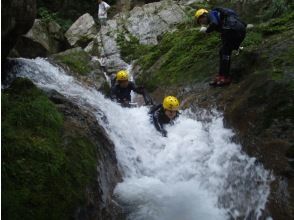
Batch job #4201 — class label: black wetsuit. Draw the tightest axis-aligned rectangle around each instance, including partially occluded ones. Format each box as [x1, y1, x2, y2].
[110, 81, 144, 103]
[206, 8, 246, 77]
[149, 104, 179, 137]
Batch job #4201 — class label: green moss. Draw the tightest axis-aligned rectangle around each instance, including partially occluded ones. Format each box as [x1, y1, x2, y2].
[242, 31, 263, 48]
[135, 26, 219, 91]
[256, 11, 294, 36]
[53, 48, 92, 75]
[116, 33, 154, 63]
[2, 78, 97, 220]
[133, 11, 294, 91]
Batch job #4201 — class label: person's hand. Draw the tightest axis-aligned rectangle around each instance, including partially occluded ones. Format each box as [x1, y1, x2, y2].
[161, 130, 167, 137]
[199, 26, 207, 33]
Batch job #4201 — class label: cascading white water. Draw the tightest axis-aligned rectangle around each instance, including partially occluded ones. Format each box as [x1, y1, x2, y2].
[9, 58, 273, 220]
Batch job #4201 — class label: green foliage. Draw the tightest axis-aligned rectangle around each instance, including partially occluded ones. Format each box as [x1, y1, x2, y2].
[2, 78, 97, 219]
[38, 7, 72, 32]
[263, 0, 290, 20]
[53, 49, 92, 75]
[257, 11, 294, 36]
[116, 33, 154, 63]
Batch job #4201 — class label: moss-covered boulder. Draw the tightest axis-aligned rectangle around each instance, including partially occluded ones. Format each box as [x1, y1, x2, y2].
[52, 47, 106, 90]
[2, 78, 123, 219]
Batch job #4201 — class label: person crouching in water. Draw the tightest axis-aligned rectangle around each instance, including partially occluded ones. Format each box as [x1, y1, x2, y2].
[149, 96, 180, 137]
[195, 8, 247, 86]
[110, 70, 145, 107]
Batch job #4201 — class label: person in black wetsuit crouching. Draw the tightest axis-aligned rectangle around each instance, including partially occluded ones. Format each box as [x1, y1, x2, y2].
[195, 8, 247, 86]
[110, 70, 146, 107]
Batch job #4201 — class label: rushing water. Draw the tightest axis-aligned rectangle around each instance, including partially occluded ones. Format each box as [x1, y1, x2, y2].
[7, 58, 273, 220]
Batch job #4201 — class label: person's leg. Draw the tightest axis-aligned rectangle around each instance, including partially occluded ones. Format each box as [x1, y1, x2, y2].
[100, 18, 107, 26]
[216, 31, 234, 86]
[219, 45, 232, 78]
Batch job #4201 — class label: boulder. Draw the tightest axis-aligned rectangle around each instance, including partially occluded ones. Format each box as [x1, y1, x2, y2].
[65, 13, 98, 48]
[1, 0, 36, 60]
[13, 19, 66, 58]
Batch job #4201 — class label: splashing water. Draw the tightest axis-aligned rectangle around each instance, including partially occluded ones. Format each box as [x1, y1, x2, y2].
[8, 58, 273, 220]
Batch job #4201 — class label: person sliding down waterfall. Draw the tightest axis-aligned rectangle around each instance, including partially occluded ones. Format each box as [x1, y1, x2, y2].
[110, 70, 152, 107]
[149, 96, 180, 137]
[195, 8, 247, 86]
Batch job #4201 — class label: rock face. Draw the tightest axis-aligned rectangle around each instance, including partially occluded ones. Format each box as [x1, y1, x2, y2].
[13, 19, 66, 58]
[85, 0, 188, 73]
[65, 13, 98, 48]
[1, 0, 36, 60]
[47, 90, 125, 220]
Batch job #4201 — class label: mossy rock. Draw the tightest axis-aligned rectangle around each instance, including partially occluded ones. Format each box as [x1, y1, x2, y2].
[134, 25, 220, 91]
[2, 78, 97, 219]
[52, 47, 97, 75]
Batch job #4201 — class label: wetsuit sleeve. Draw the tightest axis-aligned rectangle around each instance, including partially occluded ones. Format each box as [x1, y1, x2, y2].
[206, 11, 219, 33]
[110, 85, 117, 100]
[149, 104, 162, 114]
[152, 110, 167, 137]
[130, 82, 144, 94]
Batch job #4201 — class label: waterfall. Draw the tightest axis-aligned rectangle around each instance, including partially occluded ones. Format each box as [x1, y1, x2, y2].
[8, 57, 273, 220]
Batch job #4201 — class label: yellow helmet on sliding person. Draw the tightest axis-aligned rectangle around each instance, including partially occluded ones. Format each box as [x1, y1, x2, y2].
[163, 96, 180, 111]
[116, 70, 129, 81]
[195, 8, 208, 22]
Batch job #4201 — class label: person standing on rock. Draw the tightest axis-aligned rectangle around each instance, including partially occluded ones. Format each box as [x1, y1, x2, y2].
[195, 8, 247, 86]
[98, 0, 111, 26]
[98, 55, 107, 72]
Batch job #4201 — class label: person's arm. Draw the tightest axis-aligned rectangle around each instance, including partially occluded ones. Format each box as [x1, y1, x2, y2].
[129, 82, 144, 94]
[206, 11, 219, 33]
[149, 104, 161, 114]
[104, 2, 111, 10]
[152, 111, 167, 137]
[110, 85, 117, 100]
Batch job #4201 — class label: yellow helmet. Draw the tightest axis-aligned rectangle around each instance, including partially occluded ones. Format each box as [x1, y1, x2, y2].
[116, 70, 129, 81]
[195, 8, 208, 20]
[163, 96, 180, 111]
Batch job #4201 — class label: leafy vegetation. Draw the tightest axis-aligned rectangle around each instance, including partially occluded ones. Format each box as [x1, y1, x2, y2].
[2, 78, 97, 220]
[38, 7, 72, 32]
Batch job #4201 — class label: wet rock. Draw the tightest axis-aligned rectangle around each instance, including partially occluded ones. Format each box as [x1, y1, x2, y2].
[46, 90, 125, 220]
[2, 78, 125, 219]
